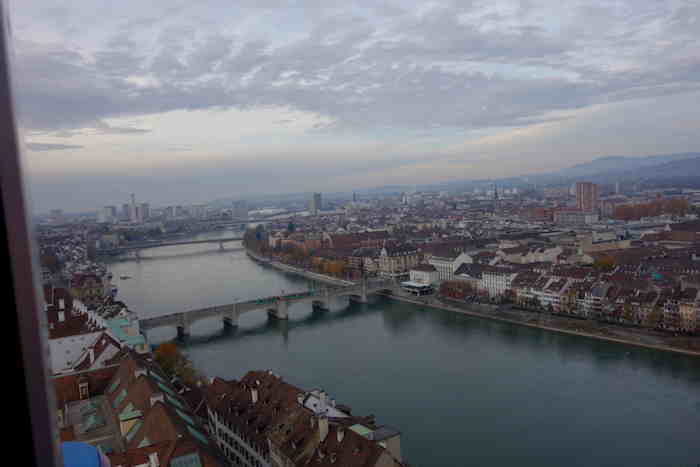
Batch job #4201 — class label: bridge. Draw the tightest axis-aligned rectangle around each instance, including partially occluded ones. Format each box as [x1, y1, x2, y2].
[97, 236, 243, 257]
[139, 279, 395, 339]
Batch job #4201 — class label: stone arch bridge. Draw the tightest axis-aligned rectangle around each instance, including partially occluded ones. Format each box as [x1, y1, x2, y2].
[139, 280, 395, 339]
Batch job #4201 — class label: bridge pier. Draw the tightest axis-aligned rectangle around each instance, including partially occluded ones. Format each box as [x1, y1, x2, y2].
[176, 314, 190, 339]
[349, 283, 369, 304]
[312, 299, 329, 312]
[223, 307, 239, 328]
[267, 300, 289, 320]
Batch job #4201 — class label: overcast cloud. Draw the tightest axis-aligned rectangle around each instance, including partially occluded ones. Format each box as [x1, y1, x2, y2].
[9, 0, 700, 211]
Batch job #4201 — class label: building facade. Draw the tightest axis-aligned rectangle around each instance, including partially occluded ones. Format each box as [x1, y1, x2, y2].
[576, 182, 599, 212]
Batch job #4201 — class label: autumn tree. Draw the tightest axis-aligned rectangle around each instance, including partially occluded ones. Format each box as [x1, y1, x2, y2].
[594, 255, 616, 272]
[644, 306, 663, 329]
[154, 341, 201, 386]
[622, 302, 636, 323]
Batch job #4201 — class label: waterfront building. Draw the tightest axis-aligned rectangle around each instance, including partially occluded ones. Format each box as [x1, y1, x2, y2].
[678, 289, 700, 332]
[427, 249, 460, 282]
[378, 242, 421, 280]
[46, 286, 148, 373]
[54, 350, 224, 465]
[409, 264, 438, 285]
[205, 370, 403, 467]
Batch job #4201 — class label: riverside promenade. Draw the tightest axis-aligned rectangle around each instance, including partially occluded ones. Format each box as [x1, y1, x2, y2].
[246, 248, 700, 357]
[246, 249, 355, 287]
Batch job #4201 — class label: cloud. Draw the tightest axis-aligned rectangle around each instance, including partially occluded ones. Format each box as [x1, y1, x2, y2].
[12, 0, 700, 137]
[93, 121, 150, 135]
[26, 142, 85, 151]
[11, 0, 700, 212]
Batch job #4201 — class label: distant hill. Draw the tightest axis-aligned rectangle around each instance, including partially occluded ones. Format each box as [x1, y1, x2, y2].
[555, 152, 700, 179]
[624, 156, 700, 180]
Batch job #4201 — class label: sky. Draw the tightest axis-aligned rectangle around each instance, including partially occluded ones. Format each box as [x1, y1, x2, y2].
[9, 0, 700, 212]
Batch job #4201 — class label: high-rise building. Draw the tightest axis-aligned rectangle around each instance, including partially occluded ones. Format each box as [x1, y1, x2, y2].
[121, 203, 130, 221]
[140, 203, 150, 221]
[128, 193, 139, 222]
[310, 192, 322, 215]
[576, 181, 599, 212]
[99, 206, 117, 223]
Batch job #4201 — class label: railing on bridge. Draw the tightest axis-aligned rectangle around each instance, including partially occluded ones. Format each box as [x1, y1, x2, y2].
[139, 279, 398, 333]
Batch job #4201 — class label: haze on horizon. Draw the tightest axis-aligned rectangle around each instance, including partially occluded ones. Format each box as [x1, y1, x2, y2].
[10, 0, 700, 212]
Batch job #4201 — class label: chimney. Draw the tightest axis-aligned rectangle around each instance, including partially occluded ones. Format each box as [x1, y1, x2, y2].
[150, 392, 164, 407]
[58, 311, 65, 322]
[319, 390, 328, 415]
[251, 388, 258, 404]
[318, 416, 329, 443]
[337, 426, 345, 443]
[59, 298, 65, 310]
[148, 452, 159, 467]
[89, 347, 95, 365]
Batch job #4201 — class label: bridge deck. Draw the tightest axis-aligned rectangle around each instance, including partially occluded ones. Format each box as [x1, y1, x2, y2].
[139, 282, 394, 329]
[98, 236, 243, 254]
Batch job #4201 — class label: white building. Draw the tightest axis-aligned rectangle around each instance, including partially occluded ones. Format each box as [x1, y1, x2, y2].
[409, 264, 438, 285]
[480, 268, 518, 298]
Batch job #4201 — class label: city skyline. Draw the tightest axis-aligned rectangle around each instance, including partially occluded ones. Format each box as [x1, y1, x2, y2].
[12, 0, 700, 211]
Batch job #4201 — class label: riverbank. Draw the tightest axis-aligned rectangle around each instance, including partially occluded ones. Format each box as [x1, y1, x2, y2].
[385, 291, 700, 357]
[246, 249, 354, 287]
[246, 247, 700, 357]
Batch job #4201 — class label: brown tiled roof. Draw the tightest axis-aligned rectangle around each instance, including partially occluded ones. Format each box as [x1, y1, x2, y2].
[127, 402, 223, 466]
[59, 426, 76, 442]
[304, 424, 389, 467]
[511, 271, 541, 288]
[411, 264, 437, 272]
[205, 371, 304, 454]
[107, 440, 174, 467]
[382, 242, 418, 256]
[550, 266, 591, 280]
[53, 365, 120, 406]
[668, 220, 700, 232]
[73, 331, 122, 371]
[205, 371, 400, 467]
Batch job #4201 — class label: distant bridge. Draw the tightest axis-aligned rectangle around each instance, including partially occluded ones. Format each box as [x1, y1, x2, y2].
[139, 279, 395, 339]
[98, 236, 243, 257]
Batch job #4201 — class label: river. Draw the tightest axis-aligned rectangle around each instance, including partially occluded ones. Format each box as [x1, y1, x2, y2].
[106, 231, 700, 467]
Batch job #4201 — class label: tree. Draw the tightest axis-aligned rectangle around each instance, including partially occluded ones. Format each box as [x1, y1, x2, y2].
[594, 255, 616, 272]
[154, 341, 201, 386]
[503, 289, 516, 304]
[154, 342, 179, 375]
[644, 306, 663, 329]
[622, 302, 636, 323]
